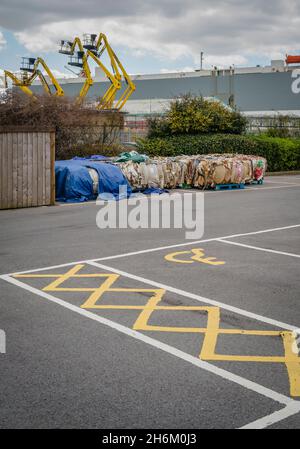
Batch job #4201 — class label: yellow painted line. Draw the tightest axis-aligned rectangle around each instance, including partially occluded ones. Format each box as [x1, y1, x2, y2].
[11, 263, 300, 397]
[199, 309, 220, 360]
[83, 304, 164, 309]
[44, 288, 96, 292]
[219, 329, 280, 336]
[109, 288, 161, 292]
[42, 264, 84, 291]
[132, 291, 167, 331]
[202, 354, 286, 363]
[3, 272, 300, 428]
[79, 274, 120, 309]
[282, 331, 300, 397]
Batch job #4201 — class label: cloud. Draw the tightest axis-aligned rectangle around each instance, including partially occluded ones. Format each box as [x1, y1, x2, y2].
[0, 1, 191, 30]
[0, 69, 6, 90]
[160, 55, 249, 73]
[46, 68, 75, 79]
[202, 55, 248, 69]
[160, 67, 196, 74]
[0, 31, 6, 50]
[1, 1, 300, 67]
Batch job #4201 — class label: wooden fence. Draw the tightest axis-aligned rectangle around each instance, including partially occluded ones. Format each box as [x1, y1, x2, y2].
[0, 129, 55, 210]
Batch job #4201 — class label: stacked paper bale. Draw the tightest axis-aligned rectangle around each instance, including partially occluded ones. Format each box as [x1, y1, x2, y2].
[116, 154, 266, 190]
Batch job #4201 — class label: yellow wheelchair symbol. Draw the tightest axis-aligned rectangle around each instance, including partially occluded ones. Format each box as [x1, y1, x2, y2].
[165, 248, 225, 266]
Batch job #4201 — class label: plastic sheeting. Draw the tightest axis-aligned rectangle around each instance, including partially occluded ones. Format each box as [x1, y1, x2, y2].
[55, 159, 131, 202]
[115, 151, 149, 163]
[116, 154, 267, 190]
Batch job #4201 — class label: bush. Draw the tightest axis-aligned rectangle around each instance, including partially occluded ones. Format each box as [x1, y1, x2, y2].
[147, 94, 247, 137]
[137, 134, 300, 172]
[264, 115, 300, 138]
[265, 127, 291, 138]
[252, 135, 300, 171]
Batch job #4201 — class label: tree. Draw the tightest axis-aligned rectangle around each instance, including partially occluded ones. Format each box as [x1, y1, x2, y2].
[147, 94, 247, 137]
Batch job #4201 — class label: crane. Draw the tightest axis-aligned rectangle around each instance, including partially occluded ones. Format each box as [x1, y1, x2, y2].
[4, 57, 64, 97]
[59, 36, 121, 108]
[82, 33, 136, 110]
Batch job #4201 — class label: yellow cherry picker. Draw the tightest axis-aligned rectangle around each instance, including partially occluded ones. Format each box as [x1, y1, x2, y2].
[4, 57, 64, 97]
[82, 33, 136, 110]
[59, 35, 121, 108]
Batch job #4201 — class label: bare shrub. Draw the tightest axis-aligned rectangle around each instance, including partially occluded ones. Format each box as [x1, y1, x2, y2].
[0, 91, 124, 159]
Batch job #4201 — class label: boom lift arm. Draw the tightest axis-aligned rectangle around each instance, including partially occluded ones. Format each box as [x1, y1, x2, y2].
[59, 36, 121, 106]
[4, 70, 34, 96]
[83, 33, 136, 110]
[4, 57, 64, 97]
[59, 37, 93, 100]
[35, 58, 64, 96]
[85, 50, 121, 109]
[109, 48, 136, 111]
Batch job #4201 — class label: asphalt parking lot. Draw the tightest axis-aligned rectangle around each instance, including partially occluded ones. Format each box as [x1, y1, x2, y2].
[0, 175, 300, 429]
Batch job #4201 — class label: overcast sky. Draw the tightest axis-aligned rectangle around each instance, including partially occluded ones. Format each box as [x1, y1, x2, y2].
[0, 0, 300, 77]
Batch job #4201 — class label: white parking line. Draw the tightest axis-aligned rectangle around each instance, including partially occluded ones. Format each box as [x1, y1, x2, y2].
[92, 223, 300, 263]
[240, 403, 300, 429]
[243, 184, 300, 191]
[205, 184, 300, 194]
[217, 239, 300, 258]
[264, 180, 300, 185]
[1, 272, 300, 429]
[5, 223, 299, 276]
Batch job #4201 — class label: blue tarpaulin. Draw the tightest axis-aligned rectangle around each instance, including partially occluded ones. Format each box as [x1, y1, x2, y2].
[55, 158, 132, 202]
[71, 155, 109, 161]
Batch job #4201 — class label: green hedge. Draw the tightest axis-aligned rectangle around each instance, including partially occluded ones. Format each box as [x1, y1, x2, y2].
[137, 134, 300, 172]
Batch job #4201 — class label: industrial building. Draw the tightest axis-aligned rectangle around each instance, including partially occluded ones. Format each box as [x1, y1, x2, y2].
[30, 58, 300, 116]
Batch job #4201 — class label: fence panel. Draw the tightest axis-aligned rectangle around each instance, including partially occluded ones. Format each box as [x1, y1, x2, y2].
[0, 129, 55, 210]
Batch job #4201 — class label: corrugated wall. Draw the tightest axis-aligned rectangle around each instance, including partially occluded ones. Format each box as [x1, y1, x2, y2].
[29, 70, 300, 112]
[0, 130, 55, 209]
